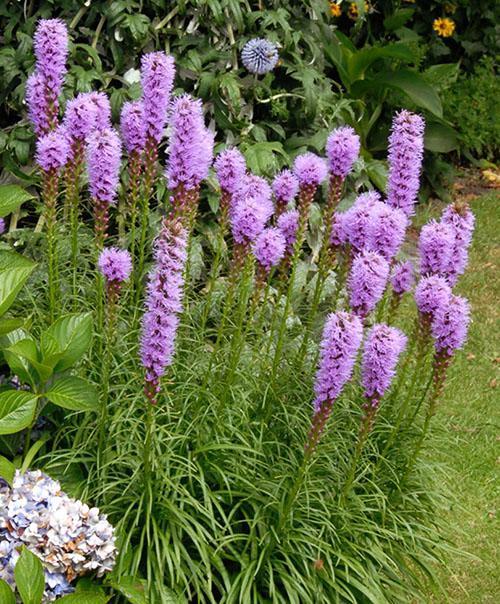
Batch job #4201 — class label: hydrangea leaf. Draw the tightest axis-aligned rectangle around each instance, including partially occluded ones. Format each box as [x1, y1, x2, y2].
[40, 313, 93, 372]
[45, 376, 99, 412]
[14, 547, 45, 604]
[0, 455, 16, 485]
[0, 251, 36, 318]
[0, 184, 34, 218]
[0, 579, 15, 604]
[0, 391, 38, 435]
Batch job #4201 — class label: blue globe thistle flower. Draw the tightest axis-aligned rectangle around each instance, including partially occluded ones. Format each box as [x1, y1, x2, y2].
[241, 38, 279, 75]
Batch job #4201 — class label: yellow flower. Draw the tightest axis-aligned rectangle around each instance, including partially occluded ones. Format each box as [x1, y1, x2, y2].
[348, 2, 370, 20]
[330, 2, 342, 17]
[433, 17, 456, 37]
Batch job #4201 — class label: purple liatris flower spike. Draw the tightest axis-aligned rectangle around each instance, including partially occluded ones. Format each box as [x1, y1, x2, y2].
[293, 152, 328, 189]
[329, 212, 348, 247]
[98, 248, 132, 283]
[386, 110, 425, 217]
[141, 51, 175, 144]
[35, 127, 70, 172]
[366, 202, 408, 261]
[325, 126, 361, 178]
[25, 72, 50, 137]
[431, 293, 470, 356]
[361, 324, 407, 400]
[342, 191, 381, 251]
[313, 311, 363, 413]
[0, 218, 5, 235]
[86, 128, 122, 205]
[277, 209, 299, 251]
[214, 148, 247, 195]
[272, 169, 299, 212]
[166, 94, 214, 192]
[252, 227, 286, 272]
[64, 93, 101, 142]
[140, 219, 187, 403]
[120, 100, 145, 154]
[348, 250, 390, 317]
[414, 275, 451, 317]
[241, 38, 279, 74]
[33, 18, 68, 93]
[88, 92, 112, 130]
[418, 219, 455, 277]
[390, 260, 415, 296]
[231, 194, 273, 245]
[441, 202, 475, 285]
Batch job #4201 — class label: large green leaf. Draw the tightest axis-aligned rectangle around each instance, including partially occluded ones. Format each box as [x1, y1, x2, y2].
[383, 8, 415, 32]
[0, 317, 23, 335]
[0, 251, 36, 317]
[45, 376, 99, 412]
[347, 44, 414, 82]
[41, 313, 93, 372]
[14, 547, 45, 604]
[0, 390, 38, 435]
[424, 122, 459, 153]
[0, 455, 15, 485]
[0, 579, 15, 604]
[57, 594, 109, 604]
[0, 184, 34, 218]
[109, 577, 149, 604]
[5, 338, 53, 383]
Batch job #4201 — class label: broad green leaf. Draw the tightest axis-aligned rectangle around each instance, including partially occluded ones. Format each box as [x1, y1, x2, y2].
[6, 338, 52, 383]
[0, 251, 36, 317]
[14, 547, 45, 604]
[0, 184, 34, 218]
[41, 313, 93, 372]
[0, 390, 37, 435]
[45, 376, 99, 412]
[348, 44, 414, 82]
[109, 576, 149, 604]
[424, 123, 459, 153]
[383, 8, 415, 32]
[365, 160, 388, 191]
[0, 454, 15, 485]
[0, 317, 23, 335]
[57, 594, 110, 604]
[0, 579, 15, 604]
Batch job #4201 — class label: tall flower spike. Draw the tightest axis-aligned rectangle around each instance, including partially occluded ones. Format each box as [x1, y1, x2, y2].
[414, 275, 451, 318]
[241, 38, 279, 74]
[140, 219, 188, 403]
[33, 18, 68, 93]
[25, 72, 50, 137]
[36, 128, 70, 173]
[277, 209, 299, 252]
[441, 202, 475, 285]
[252, 227, 286, 272]
[390, 260, 415, 296]
[88, 92, 112, 130]
[431, 293, 470, 357]
[64, 93, 101, 142]
[98, 248, 132, 284]
[140, 51, 175, 145]
[120, 100, 146, 155]
[341, 191, 381, 252]
[361, 324, 407, 401]
[418, 219, 455, 277]
[326, 126, 360, 178]
[293, 152, 328, 189]
[386, 110, 425, 217]
[272, 169, 299, 214]
[214, 148, 247, 195]
[366, 202, 408, 261]
[348, 250, 390, 317]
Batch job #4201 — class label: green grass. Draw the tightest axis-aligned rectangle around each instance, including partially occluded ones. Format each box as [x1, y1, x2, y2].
[428, 192, 499, 602]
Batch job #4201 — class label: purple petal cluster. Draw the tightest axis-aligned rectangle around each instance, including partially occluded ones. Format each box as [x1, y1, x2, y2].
[140, 220, 187, 398]
[120, 100, 145, 155]
[348, 250, 390, 317]
[231, 196, 273, 245]
[26, 72, 50, 137]
[64, 93, 99, 141]
[214, 148, 247, 194]
[361, 324, 407, 399]
[325, 126, 361, 178]
[272, 169, 299, 206]
[441, 203, 475, 285]
[313, 311, 363, 413]
[414, 275, 451, 317]
[33, 18, 68, 93]
[86, 128, 122, 204]
[166, 95, 214, 190]
[431, 294, 470, 356]
[88, 92, 112, 130]
[252, 227, 286, 271]
[277, 209, 299, 251]
[98, 248, 132, 283]
[418, 220, 454, 277]
[366, 202, 408, 260]
[0, 218, 5, 235]
[341, 191, 380, 251]
[140, 52, 175, 144]
[293, 153, 328, 188]
[390, 260, 415, 296]
[36, 128, 70, 172]
[241, 38, 279, 74]
[386, 110, 425, 216]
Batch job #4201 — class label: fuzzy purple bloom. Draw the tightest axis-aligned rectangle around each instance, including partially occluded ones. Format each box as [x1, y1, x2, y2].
[390, 260, 415, 296]
[277, 209, 299, 251]
[441, 204, 475, 285]
[214, 148, 247, 194]
[33, 18, 68, 93]
[431, 294, 470, 356]
[0, 218, 5, 235]
[25, 72, 50, 137]
[325, 126, 361, 178]
[252, 227, 286, 271]
[63, 91, 111, 144]
[120, 100, 145, 155]
[293, 153, 328, 188]
[241, 38, 279, 74]
[272, 169, 300, 205]
[88, 92, 111, 130]
[361, 324, 407, 399]
[141, 52, 175, 144]
[418, 219, 455, 277]
[98, 248, 132, 283]
[86, 128, 122, 204]
[36, 128, 70, 172]
[386, 110, 425, 217]
[414, 275, 451, 317]
[329, 212, 348, 247]
[342, 191, 381, 251]
[348, 250, 390, 317]
[166, 95, 213, 190]
[366, 202, 408, 261]
[231, 194, 273, 244]
[313, 311, 364, 413]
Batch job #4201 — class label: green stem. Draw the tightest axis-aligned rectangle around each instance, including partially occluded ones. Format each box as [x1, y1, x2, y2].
[43, 169, 59, 323]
